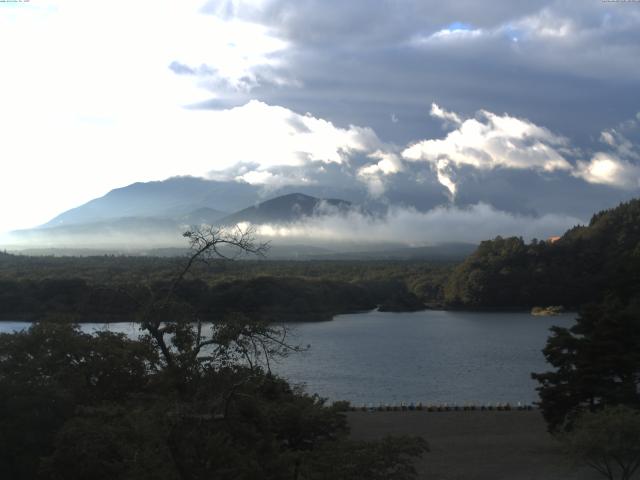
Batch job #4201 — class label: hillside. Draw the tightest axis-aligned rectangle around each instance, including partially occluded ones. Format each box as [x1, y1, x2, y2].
[42, 177, 260, 227]
[444, 199, 640, 308]
[219, 193, 352, 226]
[38, 176, 370, 230]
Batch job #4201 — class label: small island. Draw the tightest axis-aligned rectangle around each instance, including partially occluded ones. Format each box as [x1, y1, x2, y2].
[531, 305, 564, 316]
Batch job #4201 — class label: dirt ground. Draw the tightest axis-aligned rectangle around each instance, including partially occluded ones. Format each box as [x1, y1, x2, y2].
[347, 410, 602, 480]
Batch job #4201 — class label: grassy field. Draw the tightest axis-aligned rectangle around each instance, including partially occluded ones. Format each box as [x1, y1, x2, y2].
[347, 410, 602, 480]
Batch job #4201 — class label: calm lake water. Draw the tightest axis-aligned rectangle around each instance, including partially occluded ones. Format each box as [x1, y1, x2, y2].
[0, 310, 576, 405]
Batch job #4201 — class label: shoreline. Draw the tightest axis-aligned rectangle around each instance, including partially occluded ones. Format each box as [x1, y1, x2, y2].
[0, 307, 578, 323]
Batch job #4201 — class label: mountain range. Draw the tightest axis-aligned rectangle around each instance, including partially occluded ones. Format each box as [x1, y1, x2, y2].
[41, 176, 372, 228]
[218, 193, 352, 226]
[4, 176, 474, 259]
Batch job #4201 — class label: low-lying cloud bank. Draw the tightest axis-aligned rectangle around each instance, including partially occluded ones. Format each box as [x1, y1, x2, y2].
[254, 203, 584, 246]
[1, 203, 585, 252]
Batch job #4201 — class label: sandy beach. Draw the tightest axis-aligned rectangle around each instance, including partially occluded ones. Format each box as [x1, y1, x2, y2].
[347, 410, 602, 480]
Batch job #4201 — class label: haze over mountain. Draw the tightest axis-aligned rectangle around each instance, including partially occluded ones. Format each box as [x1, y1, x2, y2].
[1, 174, 595, 256]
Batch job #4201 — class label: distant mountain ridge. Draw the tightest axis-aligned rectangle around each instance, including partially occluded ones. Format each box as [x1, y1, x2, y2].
[41, 176, 372, 229]
[42, 177, 260, 228]
[37, 192, 353, 234]
[219, 193, 352, 226]
[8, 182, 361, 250]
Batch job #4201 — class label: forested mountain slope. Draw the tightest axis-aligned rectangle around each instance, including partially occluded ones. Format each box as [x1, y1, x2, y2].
[444, 199, 640, 309]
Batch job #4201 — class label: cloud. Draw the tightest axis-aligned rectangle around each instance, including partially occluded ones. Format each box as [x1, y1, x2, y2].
[414, 26, 484, 44]
[600, 130, 616, 147]
[402, 105, 572, 195]
[253, 203, 583, 245]
[236, 169, 297, 187]
[189, 0, 640, 152]
[212, 103, 639, 211]
[575, 113, 640, 188]
[204, 100, 385, 178]
[429, 103, 462, 127]
[404, 104, 640, 193]
[2, 202, 584, 250]
[205, 0, 549, 45]
[574, 153, 640, 189]
[598, 119, 640, 162]
[169, 61, 215, 76]
[356, 151, 404, 197]
[0, 0, 291, 232]
[213, 163, 316, 190]
[513, 8, 574, 39]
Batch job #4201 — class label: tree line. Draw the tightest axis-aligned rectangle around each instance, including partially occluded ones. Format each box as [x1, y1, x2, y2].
[444, 199, 640, 309]
[0, 253, 452, 320]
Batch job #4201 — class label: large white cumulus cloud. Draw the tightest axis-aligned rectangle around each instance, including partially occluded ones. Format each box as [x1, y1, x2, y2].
[573, 115, 640, 189]
[402, 104, 572, 196]
[403, 104, 640, 195]
[210, 103, 640, 202]
[206, 100, 384, 186]
[574, 154, 640, 189]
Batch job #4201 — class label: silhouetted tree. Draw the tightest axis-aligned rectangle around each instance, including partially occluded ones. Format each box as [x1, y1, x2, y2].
[533, 296, 640, 431]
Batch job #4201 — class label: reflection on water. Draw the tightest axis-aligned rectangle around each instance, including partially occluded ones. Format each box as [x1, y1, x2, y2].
[0, 309, 576, 405]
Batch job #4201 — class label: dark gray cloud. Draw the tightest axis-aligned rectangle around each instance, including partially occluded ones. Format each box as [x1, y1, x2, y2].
[453, 168, 637, 219]
[203, 0, 549, 45]
[191, 0, 640, 148]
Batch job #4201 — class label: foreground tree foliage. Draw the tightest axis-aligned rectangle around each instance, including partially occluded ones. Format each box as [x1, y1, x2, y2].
[0, 226, 427, 480]
[532, 296, 640, 432]
[561, 406, 640, 480]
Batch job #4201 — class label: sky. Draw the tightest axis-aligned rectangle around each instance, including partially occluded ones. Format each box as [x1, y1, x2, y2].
[1, 0, 639, 240]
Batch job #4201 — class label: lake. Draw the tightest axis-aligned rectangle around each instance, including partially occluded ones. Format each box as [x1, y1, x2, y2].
[0, 309, 576, 406]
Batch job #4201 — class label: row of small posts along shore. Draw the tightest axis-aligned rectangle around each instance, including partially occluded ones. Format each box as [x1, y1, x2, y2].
[346, 402, 536, 412]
